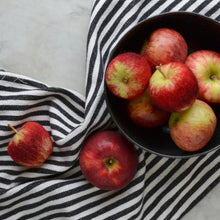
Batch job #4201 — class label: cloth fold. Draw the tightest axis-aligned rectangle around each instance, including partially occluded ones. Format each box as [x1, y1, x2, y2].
[0, 0, 219, 219]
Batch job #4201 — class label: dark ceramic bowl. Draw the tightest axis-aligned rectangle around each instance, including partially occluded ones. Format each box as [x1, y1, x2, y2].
[104, 12, 220, 158]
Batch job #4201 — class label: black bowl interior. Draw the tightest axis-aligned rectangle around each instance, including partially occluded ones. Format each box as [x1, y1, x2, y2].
[105, 12, 220, 158]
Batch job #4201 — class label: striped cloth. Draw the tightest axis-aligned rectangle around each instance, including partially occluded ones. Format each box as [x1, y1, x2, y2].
[0, 0, 219, 219]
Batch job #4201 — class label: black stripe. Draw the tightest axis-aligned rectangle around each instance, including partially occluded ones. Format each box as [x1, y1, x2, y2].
[0, 85, 29, 92]
[0, 111, 72, 132]
[138, 0, 168, 22]
[0, 176, 82, 204]
[129, 158, 177, 219]
[101, 0, 154, 65]
[31, 152, 150, 219]
[86, 0, 146, 101]
[83, 152, 151, 219]
[0, 75, 48, 89]
[47, 87, 85, 107]
[3, 94, 84, 119]
[178, 176, 220, 220]
[0, 100, 83, 124]
[149, 152, 218, 219]
[179, 0, 195, 11]
[166, 153, 219, 219]
[91, 0, 101, 14]
[86, 0, 113, 52]
[105, 196, 143, 220]
[59, 93, 108, 148]
[0, 180, 46, 203]
[141, 160, 189, 219]
[193, 0, 213, 13]
[0, 181, 93, 219]
[0, 168, 58, 176]
[205, 1, 220, 17]
[86, 0, 127, 98]
[14, 184, 102, 220]
[216, 14, 220, 21]
[1, 90, 84, 109]
[56, 157, 164, 219]
[161, 0, 183, 13]
[85, 0, 148, 116]
[1, 121, 68, 141]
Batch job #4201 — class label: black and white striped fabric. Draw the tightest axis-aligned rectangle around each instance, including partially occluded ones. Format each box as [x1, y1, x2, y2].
[0, 0, 219, 219]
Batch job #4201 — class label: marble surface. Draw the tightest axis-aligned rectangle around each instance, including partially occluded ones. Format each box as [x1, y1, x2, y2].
[0, 0, 219, 219]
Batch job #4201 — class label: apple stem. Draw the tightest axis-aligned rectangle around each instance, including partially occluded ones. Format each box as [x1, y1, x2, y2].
[210, 74, 220, 81]
[8, 124, 18, 133]
[108, 159, 113, 164]
[156, 64, 167, 78]
[122, 77, 129, 84]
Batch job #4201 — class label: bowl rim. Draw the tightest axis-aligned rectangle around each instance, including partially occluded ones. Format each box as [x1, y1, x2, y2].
[104, 11, 220, 159]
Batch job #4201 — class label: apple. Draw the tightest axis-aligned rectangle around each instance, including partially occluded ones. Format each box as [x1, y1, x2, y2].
[169, 99, 217, 152]
[8, 122, 53, 167]
[148, 62, 199, 112]
[185, 50, 220, 104]
[141, 28, 188, 69]
[105, 52, 151, 99]
[127, 89, 170, 127]
[79, 130, 138, 190]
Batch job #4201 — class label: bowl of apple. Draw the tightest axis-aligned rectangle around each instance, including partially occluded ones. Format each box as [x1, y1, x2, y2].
[104, 12, 220, 158]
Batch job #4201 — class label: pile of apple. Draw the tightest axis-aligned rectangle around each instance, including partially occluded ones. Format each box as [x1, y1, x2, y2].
[6, 28, 220, 192]
[106, 27, 220, 152]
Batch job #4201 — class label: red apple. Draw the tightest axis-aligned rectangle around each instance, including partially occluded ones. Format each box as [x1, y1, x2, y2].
[141, 28, 188, 69]
[79, 130, 138, 190]
[149, 62, 199, 112]
[185, 50, 220, 104]
[8, 122, 53, 167]
[105, 52, 151, 99]
[169, 99, 217, 152]
[127, 89, 170, 127]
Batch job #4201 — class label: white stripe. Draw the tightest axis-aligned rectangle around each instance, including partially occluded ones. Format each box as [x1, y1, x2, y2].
[0, 179, 95, 215]
[85, 0, 120, 86]
[212, 7, 220, 20]
[185, 0, 206, 12]
[171, 170, 219, 220]
[143, 152, 215, 219]
[85, 1, 131, 104]
[168, 0, 192, 11]
[75, 157, 169, 219]
[199, 1, 219, 15]
[161, 153, 219, 219]
[146, 0, 179, 18]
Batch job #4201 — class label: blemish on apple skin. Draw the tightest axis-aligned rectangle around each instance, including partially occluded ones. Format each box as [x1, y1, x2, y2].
[173, 117, 179, 125]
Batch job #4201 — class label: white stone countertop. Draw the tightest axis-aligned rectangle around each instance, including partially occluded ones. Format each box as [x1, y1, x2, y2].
[0, 0, 219, 219]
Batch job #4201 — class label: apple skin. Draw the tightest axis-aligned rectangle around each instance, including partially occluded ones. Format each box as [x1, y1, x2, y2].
[141, 28, 188, 69]
[149, 62, 199, 112]
[185, 50, 220, 104]
[79, 130, 138, 190]
[127, 89, 170, 127]
[105, 52, 151, 99]
[8, 122, 53, 167]
[169, 99, 217, 152]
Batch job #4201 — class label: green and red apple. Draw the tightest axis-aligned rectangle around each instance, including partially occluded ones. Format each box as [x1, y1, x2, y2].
[79, 130, 138, 190]
[141, 28, 188, 69]
[185, 50, 220, 104]
[105, 52, 151, 99]
[149, 62, 199, 112]
[8, 122, 53, 167]
[127, 89, 170, 127]
[169, 99, 217, 152]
